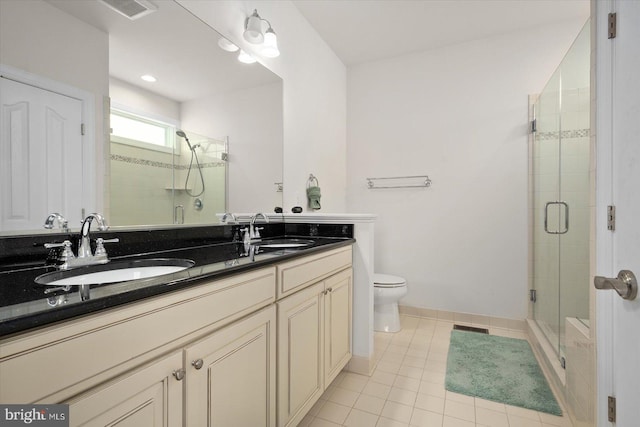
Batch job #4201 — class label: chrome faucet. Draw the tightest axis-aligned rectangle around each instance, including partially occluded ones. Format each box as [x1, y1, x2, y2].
[221, 212, 238, 224]
[78, 213, 109, 259]
[44, 213, 69, 233]
[44, 213, 118, 269]
[249, 213, 269, 240]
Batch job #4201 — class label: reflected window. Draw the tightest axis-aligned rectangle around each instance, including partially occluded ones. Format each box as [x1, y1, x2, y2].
[110, 109, 175, 153]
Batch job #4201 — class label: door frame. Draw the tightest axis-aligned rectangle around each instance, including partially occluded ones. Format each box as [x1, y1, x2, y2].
[0, 63, 98, 217]
[594, 0, 614, 425]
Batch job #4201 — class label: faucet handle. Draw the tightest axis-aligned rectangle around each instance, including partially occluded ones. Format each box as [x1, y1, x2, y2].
[254, 226, 264, 239]
[44, 240, 75, 265]
[95, 238, 119, 257]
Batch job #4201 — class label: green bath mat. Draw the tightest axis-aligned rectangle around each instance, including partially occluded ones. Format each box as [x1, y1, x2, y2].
[445, 330, 562, 415]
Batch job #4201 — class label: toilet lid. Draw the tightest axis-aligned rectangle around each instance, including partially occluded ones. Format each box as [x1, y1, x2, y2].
[374, 273, 406, 287]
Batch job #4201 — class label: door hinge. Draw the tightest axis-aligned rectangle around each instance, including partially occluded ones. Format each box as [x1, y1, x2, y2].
[530, 118, 537, 134]
[607, 205, 616, 231]
[608, 395, 616, 422]
[529, 289, 537, 303]
[608, 13, 617, 39]
[81, 123, 85, 135]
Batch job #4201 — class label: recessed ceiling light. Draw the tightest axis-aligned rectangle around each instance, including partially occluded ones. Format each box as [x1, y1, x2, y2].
[141, 74, 157, 82]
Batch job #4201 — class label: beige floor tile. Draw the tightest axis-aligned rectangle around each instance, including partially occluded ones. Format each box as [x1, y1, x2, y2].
[445, 391, 475, 405]
[421, 371, 445, 385]
[444, 400, 475, 422]
[393, 375, 421, 392]
[362, 380, 392, 400]
[309, 398, 326, 416]
[339, 373, 370, 393]
[414, 393, 445, 414]
[388, 387, 418, 406]
[387, 344, 409, 355]
[309, 416, 342, 427]
[343, 408, 380, 427]
[475, 407, 509, 427]
[327, 386, 360, 407]
[376, 360, 402, 374]
[298, 413, 315, 427]
[424, 360, 447, 372]
[376, 416, 410, 427]
[403, 356, 426, 368]
[474, 398, 506, 413]
[316, 401, 351, 425]
[538, 412, 573, 426]
[398, 365, 424, 380]
[354, 394, 386, 415]
[508, 415, 543, 427]
[409, 408, 443, 427]
[381, 401, 414, 424]
[418, 381, 446, 399]
[442, 415, 475, 427]
[371, 370, 398, 386]
[382, 352, 406, 364]
[506, 405, 542, 421]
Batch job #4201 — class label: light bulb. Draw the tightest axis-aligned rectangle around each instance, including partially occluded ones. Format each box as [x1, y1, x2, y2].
[261, 27, 280, 58]
[238, 50, 257, 64]
[243, 10, 264, 44]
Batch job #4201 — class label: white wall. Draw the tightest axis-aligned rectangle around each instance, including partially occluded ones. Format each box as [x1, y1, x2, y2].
[347, 20, 587, 320]
[179, 0, 347, 212]
[181, 82, 283, 213]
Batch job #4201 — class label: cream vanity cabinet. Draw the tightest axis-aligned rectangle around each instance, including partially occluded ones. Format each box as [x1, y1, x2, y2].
[276, 247, 353, 427]
[0, 244, 353, 427]
[0, 266, 276, 427]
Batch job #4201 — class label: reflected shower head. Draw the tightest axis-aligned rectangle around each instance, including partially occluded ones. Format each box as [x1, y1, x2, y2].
[176, 130, 196, 151]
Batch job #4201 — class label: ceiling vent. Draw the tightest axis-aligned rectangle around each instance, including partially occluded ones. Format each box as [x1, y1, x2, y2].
[98, 0, 158, 21]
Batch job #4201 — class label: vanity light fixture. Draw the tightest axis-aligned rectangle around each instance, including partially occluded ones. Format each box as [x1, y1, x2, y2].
[243, 9, 280, 58]
[140, 74, 157, 82]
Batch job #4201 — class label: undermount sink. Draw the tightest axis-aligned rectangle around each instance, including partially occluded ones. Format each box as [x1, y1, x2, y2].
[256, 238, 315, 249]
[35, 258, 195, 286]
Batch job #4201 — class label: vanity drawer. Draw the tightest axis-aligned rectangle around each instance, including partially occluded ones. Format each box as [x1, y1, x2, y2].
[0, 266, 276, 404]
[276, 246, 352, 299]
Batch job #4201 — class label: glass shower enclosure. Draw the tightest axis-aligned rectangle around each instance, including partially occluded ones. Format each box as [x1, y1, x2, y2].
[531, 21, 590, 363]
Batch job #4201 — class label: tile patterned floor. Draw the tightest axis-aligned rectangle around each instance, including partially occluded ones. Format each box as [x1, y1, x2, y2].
[299, 315, 573, 427]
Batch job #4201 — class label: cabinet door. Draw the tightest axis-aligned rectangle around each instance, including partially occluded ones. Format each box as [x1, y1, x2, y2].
[184, 306, 276, 427]
[277, 282, 325, 427]
[324, 268, 353, 386]
[67, 351, 183, 427]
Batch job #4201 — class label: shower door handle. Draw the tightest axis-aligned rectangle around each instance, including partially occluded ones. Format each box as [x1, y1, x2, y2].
[544, 201, 569, 234]
[594, 270, 638, 300]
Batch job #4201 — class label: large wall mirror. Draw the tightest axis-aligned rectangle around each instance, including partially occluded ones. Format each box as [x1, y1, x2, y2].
[0, 0, 283, 235]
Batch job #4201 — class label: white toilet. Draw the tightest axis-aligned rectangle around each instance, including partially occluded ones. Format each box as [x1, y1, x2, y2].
[373, 273, 408, 333]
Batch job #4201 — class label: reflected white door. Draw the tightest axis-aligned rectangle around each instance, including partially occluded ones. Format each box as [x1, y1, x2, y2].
[0, 77, 84, 231]
[596, 0, 640, 425]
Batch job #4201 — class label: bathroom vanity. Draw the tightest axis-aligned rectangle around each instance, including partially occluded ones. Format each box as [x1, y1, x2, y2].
[0, 223, 354, 426]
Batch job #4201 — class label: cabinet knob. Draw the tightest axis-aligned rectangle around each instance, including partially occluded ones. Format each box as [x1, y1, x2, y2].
[172, 369, 186, 381]
[327, 287, 333, 293]
[192, 359, 204, 370]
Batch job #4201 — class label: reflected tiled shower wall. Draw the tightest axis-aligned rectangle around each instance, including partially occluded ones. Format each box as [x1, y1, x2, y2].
[109, 142, 226, 226]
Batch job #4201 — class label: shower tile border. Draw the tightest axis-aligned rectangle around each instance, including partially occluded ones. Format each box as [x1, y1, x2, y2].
[110, 154, 226, 169]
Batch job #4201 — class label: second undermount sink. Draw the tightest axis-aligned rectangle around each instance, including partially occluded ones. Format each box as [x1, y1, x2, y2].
[256, 238, 315, 249]
[35, 258, 195, 286]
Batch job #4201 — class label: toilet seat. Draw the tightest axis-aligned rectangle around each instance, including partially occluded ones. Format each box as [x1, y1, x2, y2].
[374, 273, 406, 288]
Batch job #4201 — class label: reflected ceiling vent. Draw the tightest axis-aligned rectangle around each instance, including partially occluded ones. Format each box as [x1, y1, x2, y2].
[98, 0, 158, 21]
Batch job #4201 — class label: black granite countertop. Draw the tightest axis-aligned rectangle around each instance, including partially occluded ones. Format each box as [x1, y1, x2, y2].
[0, 223, 354, 338]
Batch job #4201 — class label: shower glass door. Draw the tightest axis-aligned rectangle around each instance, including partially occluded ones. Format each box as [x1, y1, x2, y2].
[532, 21, 590, 362]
